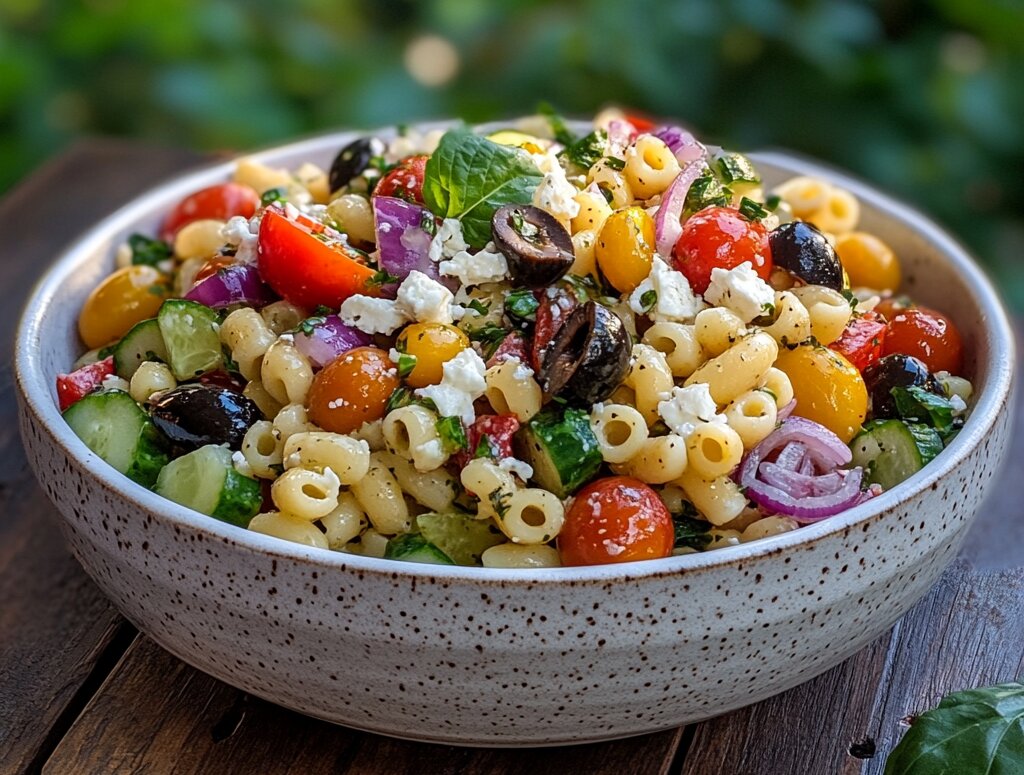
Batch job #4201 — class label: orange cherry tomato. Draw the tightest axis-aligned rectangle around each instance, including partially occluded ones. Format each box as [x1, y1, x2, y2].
[78, 265, 170, 349]
[306, 347, 399, 434]
[160, 183, 260, 242]
[374, 154, 428, 203]
[883, 307, 963, 375]
[673, 206, 772, 295]
[257, 208, 377, 309]
[558, 476, 674, 566]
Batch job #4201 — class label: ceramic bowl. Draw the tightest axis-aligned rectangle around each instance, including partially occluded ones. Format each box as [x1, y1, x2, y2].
[16, 123, 1014, 746]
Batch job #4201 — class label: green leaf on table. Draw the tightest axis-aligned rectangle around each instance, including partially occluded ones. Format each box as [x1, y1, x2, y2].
[422, 128, 543, 249]
[884, 682, 1024, 774]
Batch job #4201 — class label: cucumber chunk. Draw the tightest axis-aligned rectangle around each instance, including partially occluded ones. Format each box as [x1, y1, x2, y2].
[384, 533, 454, 565]
[62, 389, 168, 487]
[154, 444, 262, 526]
[157, 299, 223, 380]
[516, 407, 602, 498]
[849, 419, 942, 491]
[416, 512, 505, 566]
[113, 318, 169, 379]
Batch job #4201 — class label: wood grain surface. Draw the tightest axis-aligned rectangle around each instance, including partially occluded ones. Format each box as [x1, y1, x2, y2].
[1, 143, 1020, 775]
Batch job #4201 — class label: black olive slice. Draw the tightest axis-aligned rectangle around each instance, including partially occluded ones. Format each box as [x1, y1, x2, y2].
[150, 384, 262, 451]
[328, 136, 386, 193]
[540, 301, 632, 404]
[768, 221, 844, 290]
[862, 354, 943, 419]
[492, 204, 575, 287]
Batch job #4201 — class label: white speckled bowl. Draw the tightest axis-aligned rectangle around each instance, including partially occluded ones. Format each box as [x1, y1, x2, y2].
[16, 124, 1015, 746]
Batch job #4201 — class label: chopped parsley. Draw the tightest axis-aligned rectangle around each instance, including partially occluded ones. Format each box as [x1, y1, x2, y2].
[715, 152, 760, 185]
[891, 386, 962, 442]
[488, 487, 511, 518]
[385, 386, 437, 414]
[602, 156, 625, 171]
[260, 187, 287, 206]
[685, 168, 732, 212]
[537, 101, 577, 146]
[466, 299, 490, 317]
[504, 289, 539, 322]
[738, 197, 770, 221]
[639, 289, 658, 314]
[294, 316, 326, 337]
[559, 130, 609, 172]
[673, 513, 713, 551]
[419, 210, 438, 236]
[127, 234, 172, 268]
[474, 435, 498, 460]
[367, 269, 401, 287]
[468, 324, 509, 358]
[436, 416, 468, 454]
[396, 352, 417, 379]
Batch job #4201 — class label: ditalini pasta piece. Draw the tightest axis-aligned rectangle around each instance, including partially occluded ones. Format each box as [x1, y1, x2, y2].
[684, 331, 779, 406]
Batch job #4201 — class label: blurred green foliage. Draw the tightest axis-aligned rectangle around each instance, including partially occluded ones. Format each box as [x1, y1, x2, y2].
[1, 0, 1022, 304]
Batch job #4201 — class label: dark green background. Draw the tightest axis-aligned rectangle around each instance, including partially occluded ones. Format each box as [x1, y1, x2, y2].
[2, 0, 1021, 305]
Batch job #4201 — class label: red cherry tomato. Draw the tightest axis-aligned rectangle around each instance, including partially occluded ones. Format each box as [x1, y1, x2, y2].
[374, 155, 428, 203]
[56, 356, 115, 411]
[883, 307, 964, 374]
[558, 476, 674, 566]
[160, 183, 260, 242]
[257, 208, 377, 308]
[531, 288, 577, 372]
[873, 296, 913, 322]
[624, 112, 657, 134]
[452, 414, 521, 471]
[830, 311, 888, 372]
[672, 206, 772, 294]
[486, 331, 531, 369]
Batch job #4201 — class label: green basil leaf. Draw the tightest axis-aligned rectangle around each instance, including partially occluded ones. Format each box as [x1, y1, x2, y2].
[884, 682, 1024, 774]
[422, 128, 543, 249]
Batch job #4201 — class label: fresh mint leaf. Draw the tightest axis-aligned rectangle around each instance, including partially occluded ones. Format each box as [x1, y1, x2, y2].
[128, 234, 172, 268]
[884, 682, 1024, 775]
[422, 128, 543, 248]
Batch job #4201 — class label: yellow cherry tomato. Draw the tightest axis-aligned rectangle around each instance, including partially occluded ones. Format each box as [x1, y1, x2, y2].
[396, 323, 470, 388]
[835, 232, 901, 293]
[78, 265, 170, 349]
[774, 343, 867, 443]
[595, 206, 655, 293]
[486, 130, 546, 155]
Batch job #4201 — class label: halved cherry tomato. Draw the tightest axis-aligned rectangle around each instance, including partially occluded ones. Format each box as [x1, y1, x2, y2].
[558, 476, 674, 566]
[531, 288, 577, 372]
[396, 323, 469, 388]
[452, 414, 521, 471]
[78, 265, 170, 349]
[830, 311, 888, 372]
[624, 112, 657, 134]
[673, 206, 771, 295]
[56, 356, 115, 411]
[487, 330, 531, 368]
[374, 154, 428, 203]
[257, 208, 377, 309]
[883, 307, 963, 374]
[160, 183, 260, 242]
[306, 347, 399, 434]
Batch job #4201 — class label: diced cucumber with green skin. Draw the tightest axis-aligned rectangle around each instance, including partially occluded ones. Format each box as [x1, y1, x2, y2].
[62, 389, 169, 487]
[384, 533, 454, 565]
[113, 318, 169, 379]
[157, 299, 223, 380]
[416, 512, 505, 566]
[516, 407, 602, 498]
[850, 419, 943, 491]
[154, 444, 262, 527]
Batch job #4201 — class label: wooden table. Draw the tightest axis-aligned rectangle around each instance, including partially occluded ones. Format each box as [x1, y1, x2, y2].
[2, 141, 1022, 775]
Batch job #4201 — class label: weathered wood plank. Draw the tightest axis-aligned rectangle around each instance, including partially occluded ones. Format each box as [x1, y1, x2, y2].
[43, 637, 684, 775]
[0, 140, 205, 774]
[861, 564, 1024, 774]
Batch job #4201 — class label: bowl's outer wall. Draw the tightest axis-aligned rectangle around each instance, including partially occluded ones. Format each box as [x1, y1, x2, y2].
[16, 126, 1015, 745]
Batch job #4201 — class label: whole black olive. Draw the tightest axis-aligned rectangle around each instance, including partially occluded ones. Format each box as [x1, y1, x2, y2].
[863, 354, 943, 419]
[150, 384, 262, 451]
[540, 301, 631, 404]
[768, 221, 844, 290]
[492, 204, 575, 287]
[328, 136, 386, 193]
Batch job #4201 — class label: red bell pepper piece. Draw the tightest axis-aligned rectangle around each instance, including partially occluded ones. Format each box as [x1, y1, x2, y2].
[56, 356, 115, 411]
[452, 414, 521, 472]
[830, 311, 888, 371]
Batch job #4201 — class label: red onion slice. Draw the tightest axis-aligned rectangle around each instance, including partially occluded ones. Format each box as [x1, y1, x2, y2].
[654, 161, 706, 258]
[653, 125, 707, 165]
[777, 399, 797, 421]
[184, 264, 276, 308]
[292, 314, 372, 369]
[772, 441, 806, 473]
[744, 467, 863, 523]
[372, 196, 455, 294]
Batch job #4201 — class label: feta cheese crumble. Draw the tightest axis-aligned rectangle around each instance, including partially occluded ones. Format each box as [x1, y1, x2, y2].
[439, 242, 508, 286]
[498, 456, 534, 481]
[657, 383, 726, 439]
[415, 347, 487, 424]
[338, 295, 408, 335]
[428, 218, 469, 263]
[395, 270, 455, 325]
[703, 261, 776, 323]
[220, 215, 260, 264]
[532, 159, 580, 224]
[628, 256, 705, 322]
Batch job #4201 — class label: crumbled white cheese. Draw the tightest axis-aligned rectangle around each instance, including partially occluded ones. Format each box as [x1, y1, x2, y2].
[950, 394, 968, 416]
[428, 218, 469, 263]
[657, 383, 727, 439]
[220, 215, 260, 264]
[498, 457, 534, 481]
[704, 261, 776, 323]
[385, 129, 444, 165]
[415, 347, 487, 424]
[395, 270, 455, 325]
[439, 242, 508, 286]
[511, 358, 534, 380]
[277, 333, 295, 345]
[530, 149, 562, 175]
[351, 419, 386, 451]
[628, 256, 705, 322]
[232, 450, 255, 478]
[101, 374, 130, 393]
[532, 162, 580, 223]
[338, 295, 408, 335]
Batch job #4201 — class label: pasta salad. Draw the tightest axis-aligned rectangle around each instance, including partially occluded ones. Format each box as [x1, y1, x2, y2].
[58, 110, 972, 568]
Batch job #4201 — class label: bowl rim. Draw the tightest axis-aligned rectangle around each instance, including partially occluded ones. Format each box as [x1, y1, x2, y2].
[15, 122, 1016, 585]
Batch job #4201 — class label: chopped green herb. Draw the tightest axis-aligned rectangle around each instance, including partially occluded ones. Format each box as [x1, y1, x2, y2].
[603, 156, 625, 171]
[639, 289, 658, 314]
[673, 511, 712, 551]
[738, 197, 770, 221]
[127, 234, 173, 268]
[840, 288, 860, 309]
[474, 435, 498, 460]
[559, 130, 609, 172]
[436, 416, 468, 454]
[488, 486, 511, 518]
[504, 289, 540, 322]
[385, 386, 438, 414]
[761, 301, 776, 316]
[537, 102, 577, 146]
[367, 269, 401, 287]
[260, 187, 287, 206]
[466, 299, 490, 317]
[294, 316, 326, 337]
[685, 169, 732, 212]
[312, 304, 333, 316]
[891, 386, 962, 442]
[764, 194, 782, 211]
[397, 352, 417, 378]
[419, 211, 437, 236]
[468, 324, 509, 358]
[715, 152, 760, 185]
